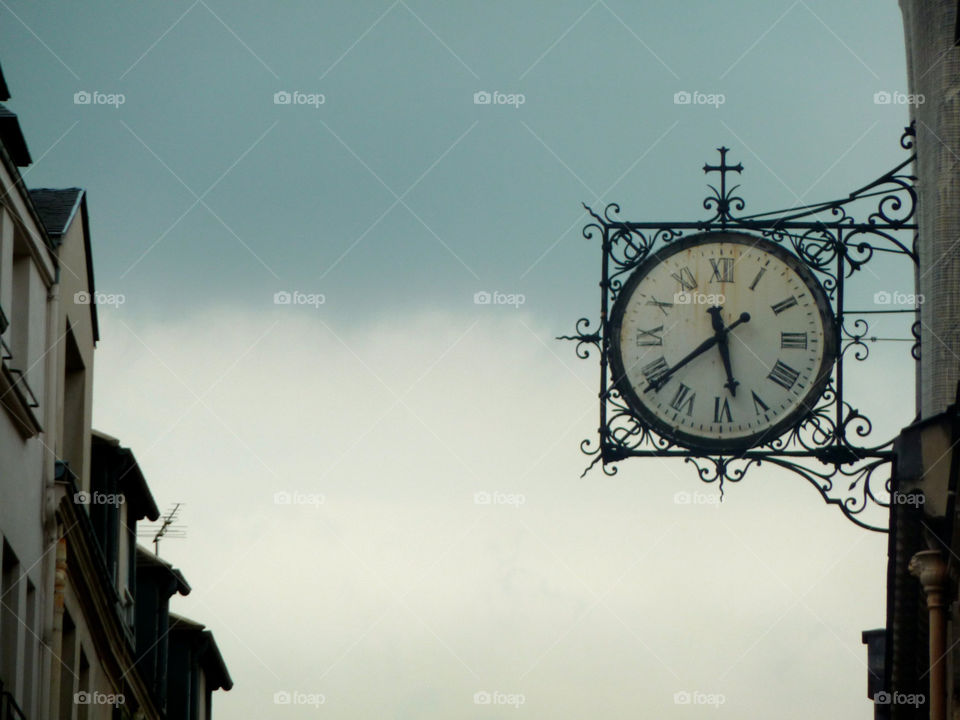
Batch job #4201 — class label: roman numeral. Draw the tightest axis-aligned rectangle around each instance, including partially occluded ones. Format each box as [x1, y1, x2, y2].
[645, 298, 673, 315]
[670, 266, 697, 291]
[748, 268, 766, 291]
[767, 359, 800, 390]
[751, 391, 770, 415]
[771, 296, 798, 315]
[709, 257, 734, 283]
[713, 396, 732, 423]
[641, 356, 670, 387]
[635, 326, 664, 346]
[780, 331, 808, 349]
[670, 383, 696, 416]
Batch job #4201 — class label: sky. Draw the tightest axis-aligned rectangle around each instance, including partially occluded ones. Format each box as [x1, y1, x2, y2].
[0, 1, 920, 717]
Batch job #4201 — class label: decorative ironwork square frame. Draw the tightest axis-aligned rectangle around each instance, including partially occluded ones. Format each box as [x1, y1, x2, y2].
[560, 125, 919, 532]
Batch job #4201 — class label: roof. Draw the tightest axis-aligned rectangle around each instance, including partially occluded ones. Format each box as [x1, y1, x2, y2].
[169, 613, 234, 691]
[29, 188, 83, 238]
[28, 188, 99, 342]
[136, 545, 191, 595]
[0, 103, 31, 166]
[0, 63, 9, 101]
[91, 431, 161, 522]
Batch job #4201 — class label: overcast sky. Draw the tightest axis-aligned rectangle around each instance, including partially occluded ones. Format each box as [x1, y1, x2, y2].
[0, 1, 917, 717]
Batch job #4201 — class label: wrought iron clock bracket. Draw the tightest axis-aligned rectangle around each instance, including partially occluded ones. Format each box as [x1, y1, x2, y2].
[560, 124, 918, 533]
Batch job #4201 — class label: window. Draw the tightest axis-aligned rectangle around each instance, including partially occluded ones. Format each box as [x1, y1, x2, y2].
[63, 326, 86, 478]
[9, 249, 29, 372]
[0, 539, 20, 694]
[58, 611, 76, 720]
[21, 580, 36, 717]
[76, 651, 89, 720]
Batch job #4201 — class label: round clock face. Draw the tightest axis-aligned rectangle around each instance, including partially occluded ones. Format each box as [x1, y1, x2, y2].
[609, 232, 837, 452]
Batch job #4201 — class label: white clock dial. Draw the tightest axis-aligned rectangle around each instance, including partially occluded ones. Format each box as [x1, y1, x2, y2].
[610, 232, 836, 451]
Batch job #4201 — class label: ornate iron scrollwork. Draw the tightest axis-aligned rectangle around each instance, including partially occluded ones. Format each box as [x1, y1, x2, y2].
[560, 125, 919, 532]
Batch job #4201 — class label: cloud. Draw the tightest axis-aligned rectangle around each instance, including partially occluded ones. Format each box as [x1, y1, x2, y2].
[93, 306, 885, 718]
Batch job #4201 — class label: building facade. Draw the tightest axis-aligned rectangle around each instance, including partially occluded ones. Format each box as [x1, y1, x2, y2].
[0, 59, 57, 720]
[0, 62, 232, 720]
[872, 4, 960, 720]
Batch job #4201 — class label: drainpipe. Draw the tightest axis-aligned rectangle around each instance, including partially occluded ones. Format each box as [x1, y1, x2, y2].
[908, 549, 949, 720]
[39, 267, 60, 720]
[46, 537, 67, 716]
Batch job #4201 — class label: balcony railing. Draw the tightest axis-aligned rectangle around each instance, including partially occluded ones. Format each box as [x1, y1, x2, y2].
[0, 678, 27, 720]
[5, 369, 38, 409]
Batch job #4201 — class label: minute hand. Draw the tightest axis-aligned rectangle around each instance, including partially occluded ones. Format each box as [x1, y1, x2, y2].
[644, 312, 751, 393]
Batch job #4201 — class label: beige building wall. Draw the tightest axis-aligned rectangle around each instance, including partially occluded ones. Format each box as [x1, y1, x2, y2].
[53, 212, 96, 492]
[0, 163, 58, 718]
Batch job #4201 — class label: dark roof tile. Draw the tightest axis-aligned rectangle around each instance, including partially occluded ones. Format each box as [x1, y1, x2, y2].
[29, 188, 83, 237]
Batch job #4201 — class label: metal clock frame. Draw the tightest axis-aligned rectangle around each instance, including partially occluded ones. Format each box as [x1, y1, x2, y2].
[559, 125, 919, 532]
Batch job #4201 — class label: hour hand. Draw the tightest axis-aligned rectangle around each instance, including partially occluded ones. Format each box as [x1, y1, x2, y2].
[707, 306, 739, 396]
[718, 339, 738, 396]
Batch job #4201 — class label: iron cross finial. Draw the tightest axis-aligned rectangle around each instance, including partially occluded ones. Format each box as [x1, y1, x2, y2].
[703, 147, 744, 225]
[703, 147, 743, 186]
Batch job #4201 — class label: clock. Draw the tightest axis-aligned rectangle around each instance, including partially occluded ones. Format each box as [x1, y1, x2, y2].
[609, 231, 837, 452]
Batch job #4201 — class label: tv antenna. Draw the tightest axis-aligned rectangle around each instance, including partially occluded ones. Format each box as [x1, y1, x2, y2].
[138, 503, 186, 556]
